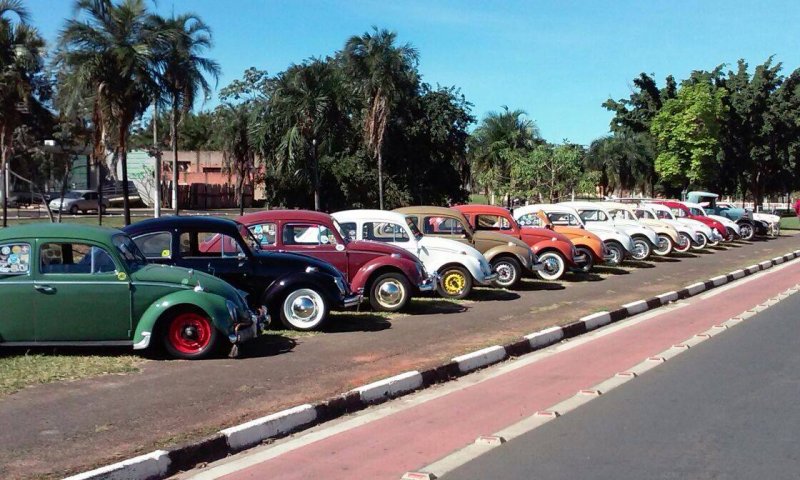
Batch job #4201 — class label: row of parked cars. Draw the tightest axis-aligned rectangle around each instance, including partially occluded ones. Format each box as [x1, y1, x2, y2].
[0, 191, 779, 360]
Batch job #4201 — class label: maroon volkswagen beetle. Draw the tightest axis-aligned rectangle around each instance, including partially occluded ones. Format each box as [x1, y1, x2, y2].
[236, 210, 436, 312]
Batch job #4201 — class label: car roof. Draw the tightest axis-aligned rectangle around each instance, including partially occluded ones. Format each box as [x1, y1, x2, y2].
[333, 209, 409, 224]
[559, 201, 611, 212]
[683, 201, 705, 209]
[394, 206, 461, 217]
[0, 223, 121, 243]
[688, 191, 717, 198]
[597, 201, 635, 211]
[452, 204, 510, 216]
[123, 215, 242, 234]
[514, 204, 578, 215]
[239, 209, 332, 225]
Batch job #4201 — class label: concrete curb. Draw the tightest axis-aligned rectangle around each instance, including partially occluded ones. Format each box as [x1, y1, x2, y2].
[71, 249, 800, 480]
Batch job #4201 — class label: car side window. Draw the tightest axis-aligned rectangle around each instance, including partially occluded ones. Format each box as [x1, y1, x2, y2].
[636, 209, 655, 220]
[517, 214, 542, 227]
[0, 243, 31, 275]
[671, 208, 686, 218]
[283, 224, 337, 246]
[364, 222, 410, 242]
[181, 232, 244, 257]
[580, 210, 606, 222]
[338, 222, 357, 241]
[40, 242, 116, 274]
[248, 223, 277, 247]
[476, 214, 511, 231]
[424, 216, 465, 235]
[133, 232, 172, 259]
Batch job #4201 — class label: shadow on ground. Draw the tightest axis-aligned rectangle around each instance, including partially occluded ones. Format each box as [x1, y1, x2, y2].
[237, 335, 298, 359]
[324, 313, 393, 333]
[469, 288, 522, 301]
[650, 256, 681, 263]
[517, 279, 568, 291]
[593, 266, 630, 275]
[401, 298, 468, 315]
[671, 252, 699, 259]
[561, 272, 604, 282]
[622, 260, 656, 269]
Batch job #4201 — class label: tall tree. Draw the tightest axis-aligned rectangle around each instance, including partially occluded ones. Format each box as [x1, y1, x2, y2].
[343, 27, 418, 209]
[150, 12, 219, 215]
[585, 132, 655, 196]
[216, 103, 255, 216]
[57, 0, 163, 225]
[0, 0, 44, 227]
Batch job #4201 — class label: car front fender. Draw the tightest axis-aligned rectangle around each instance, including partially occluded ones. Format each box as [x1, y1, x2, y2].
[482, 244, 532, 271]
[349, 256, 421, 293]
[261, 271, 344, 309]
[133, 289, 231, 350]
[529, 239, 575, 266]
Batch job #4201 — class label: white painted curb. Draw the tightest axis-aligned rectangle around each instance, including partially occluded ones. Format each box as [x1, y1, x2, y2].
[352, 371, 423, 403]
[710, 275, 728, 287]
[759, 260, 772, 269]
[685, 282, 706, 295]
[772, 256, 784, 264]
[63, 450, 171, 480]
[657, 291, 679, 304]
[580, 311, 612, 330]
[221, 404, 317, 451]
[622, 300, 648, 315]
[524, 326, 564, 349]
[745, 264, 761, 274]
[730, 269, 745, 279]
[452, 346, 507, 373]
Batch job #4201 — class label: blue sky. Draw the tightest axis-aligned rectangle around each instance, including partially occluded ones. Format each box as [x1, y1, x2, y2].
[29, 0, 800, 145]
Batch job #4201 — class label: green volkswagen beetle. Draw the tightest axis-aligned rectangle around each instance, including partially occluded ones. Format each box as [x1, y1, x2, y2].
[0, 224, 268, 359]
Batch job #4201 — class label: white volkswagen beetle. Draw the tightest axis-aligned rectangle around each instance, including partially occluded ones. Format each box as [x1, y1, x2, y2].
[514, 204, 635, 266]
[632, 203, 693, 253]
[645, 202, 715, 250]
[560, 201, 659, 261]
[685, 201, 740, 241]
[332, 209, 497, 299]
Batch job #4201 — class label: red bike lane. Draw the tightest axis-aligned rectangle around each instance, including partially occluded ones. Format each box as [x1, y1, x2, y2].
[199, 261, 800, 480]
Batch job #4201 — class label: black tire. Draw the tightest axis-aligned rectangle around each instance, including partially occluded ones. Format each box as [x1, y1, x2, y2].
[674, 233, 692, 253]
[652, 234, 673, 256]
[536, 251, 566, 281]
[738, 222, 754, 241]
[706, 233, 719, 247]
[69, 205, 78, 215]
[574, 246, 594, 273]
[691, 233, 708, 250]
[630, 236, 651, 260]
[436, 265, 473, 299]
[162, 310, 219, 360]
[279, 287, 329, 331]
[605, 241, 624, 266]
[491, 256, 522, 288]
[369, 272, 411, 312]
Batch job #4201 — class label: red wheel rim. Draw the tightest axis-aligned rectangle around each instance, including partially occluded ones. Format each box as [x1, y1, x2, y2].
[168, 313, 212, 354]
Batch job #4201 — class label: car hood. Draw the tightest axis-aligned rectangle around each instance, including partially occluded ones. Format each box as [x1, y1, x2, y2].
[552, 226, 603, 243]
[752, 212, 780, 223]
[519, 226, 573, 245]
[418, 235, 484, 259]
[677, 218, 712, 235]
[254, 250, 342, 278]
[131, 263, 242, 304]
[49, 197, 76, 204]
[348, 239, 418, 262]
[473, 231, 530, 250]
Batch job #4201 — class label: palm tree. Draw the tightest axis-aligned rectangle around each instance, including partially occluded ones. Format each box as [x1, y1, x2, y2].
[216, 103, 255, 216]
[56, 0, 163, 225]
[0, 0, 44, 227]
[150, 13, 219, 215]
[469, 106, 539, 205]
[343, 27, 418, 210]
[270, 59, 342, 210]
[586, 132, 654, 196]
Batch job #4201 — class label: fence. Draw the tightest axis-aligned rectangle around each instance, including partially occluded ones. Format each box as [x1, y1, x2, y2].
[177, 183, 253, 210]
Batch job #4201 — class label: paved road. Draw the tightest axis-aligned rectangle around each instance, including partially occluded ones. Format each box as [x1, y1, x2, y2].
[445, 285, 800, 480]
[0, 235, 796, 479]
[174, 257, 800, 480]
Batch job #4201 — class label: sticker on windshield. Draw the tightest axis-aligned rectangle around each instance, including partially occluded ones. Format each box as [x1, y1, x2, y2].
[161, 249, 171, 258]
[0, 246, 9, 255]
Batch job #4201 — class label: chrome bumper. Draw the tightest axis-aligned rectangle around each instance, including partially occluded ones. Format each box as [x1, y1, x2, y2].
[418, 273, 439, 292]
[476, 272, 498, 285]
[529, 262, 545, 271]
[343, 294, 363, 308]
[231, 308, 270, 344]
[572, 253, 588, 265]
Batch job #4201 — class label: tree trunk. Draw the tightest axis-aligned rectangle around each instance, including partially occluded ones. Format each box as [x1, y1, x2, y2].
[172, 103, 180, 215]
[57, 156, 73, 224]
[96, 154, 104, 226]
[312, 138, 320, 211]
[377, 149, 384, 210]
[1, 127, 7, 228]
[120, 124, 131, 226]
[238, 168, 245, 216]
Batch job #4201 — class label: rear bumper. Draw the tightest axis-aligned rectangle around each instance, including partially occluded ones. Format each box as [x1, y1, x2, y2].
[231, 309, 271, 344]
[343, 294, 363, 308]
[418, 273, 439, 292]
[475, 272, 499, 285]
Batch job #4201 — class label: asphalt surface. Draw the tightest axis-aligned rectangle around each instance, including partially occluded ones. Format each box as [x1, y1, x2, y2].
[445, 286, 800, 480]
[0, 234, 797, 479]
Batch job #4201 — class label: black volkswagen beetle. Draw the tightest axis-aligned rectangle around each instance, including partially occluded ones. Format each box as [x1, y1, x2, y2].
[124, 216, 360, 331]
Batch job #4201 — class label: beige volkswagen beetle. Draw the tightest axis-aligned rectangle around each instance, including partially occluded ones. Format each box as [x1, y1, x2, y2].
[599, 201, 682, 256]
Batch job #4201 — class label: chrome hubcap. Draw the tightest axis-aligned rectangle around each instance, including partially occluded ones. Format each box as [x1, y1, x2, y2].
[632, 242, 647, 259]
[495, 263, 514, 282]
[291, 296, 317, 320]
[377, 280, 403, 306]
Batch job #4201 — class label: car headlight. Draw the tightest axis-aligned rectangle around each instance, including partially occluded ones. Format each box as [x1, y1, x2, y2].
[334, 276, 348, 295]
[225, 300, 238, 322]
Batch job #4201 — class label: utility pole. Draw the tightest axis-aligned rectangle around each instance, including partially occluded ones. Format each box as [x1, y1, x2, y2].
[152, 103, 161, 218]
[1, 131, 8, 228]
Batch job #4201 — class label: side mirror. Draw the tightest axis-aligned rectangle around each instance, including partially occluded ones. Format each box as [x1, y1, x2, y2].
[237, 252, 246, 262]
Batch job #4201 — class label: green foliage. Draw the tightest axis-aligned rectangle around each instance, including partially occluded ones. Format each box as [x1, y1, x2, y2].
[511, 143, 586, 202]
[651, 81, 728, 188]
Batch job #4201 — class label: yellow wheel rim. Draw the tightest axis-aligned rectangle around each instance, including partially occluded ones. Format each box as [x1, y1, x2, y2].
[443, 271, 466, 295]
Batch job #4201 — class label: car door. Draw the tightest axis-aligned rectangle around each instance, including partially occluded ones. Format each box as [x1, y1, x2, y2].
[421, 215, 470, 246]
[33, 240, 132, 341]
[280, 222, 349, 278]
[0, 241, 35, 341]
[177, 229, 254, 290]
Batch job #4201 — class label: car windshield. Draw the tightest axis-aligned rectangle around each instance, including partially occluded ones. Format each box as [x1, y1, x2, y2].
[608, 208, 635, 221]
[332, 219, 350, 244]
[689, 207, 706, 216]
[238, 224, 261, 252]
[112, 234, 147, 271]
[406, 217, 423, 240]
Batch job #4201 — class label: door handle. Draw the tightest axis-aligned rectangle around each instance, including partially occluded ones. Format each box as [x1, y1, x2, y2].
[34, 284, 56, 294]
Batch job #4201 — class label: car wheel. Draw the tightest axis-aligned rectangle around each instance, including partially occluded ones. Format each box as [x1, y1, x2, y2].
[69, 205, 78, 215]
[536, 251, 566, 281]
[436, 266, 472, 299]
[674, 233, 692, 253]
[691, 233, 708, 250]
[706, 233, 719, 247]
[652, 234, 673, 256]
[605, 241, 624, 266]
[369, 272, 411, 312]
[574, 246, 594, 273]
[630, 237, 651, 260]
[491, 256, 521, 288]
[163, 310, 218, 360]
[279, 288, 328, 331]
[738, 223, 754, 241]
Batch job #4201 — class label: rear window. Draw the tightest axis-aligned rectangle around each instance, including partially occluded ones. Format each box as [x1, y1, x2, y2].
[0, 243, 31, 275]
